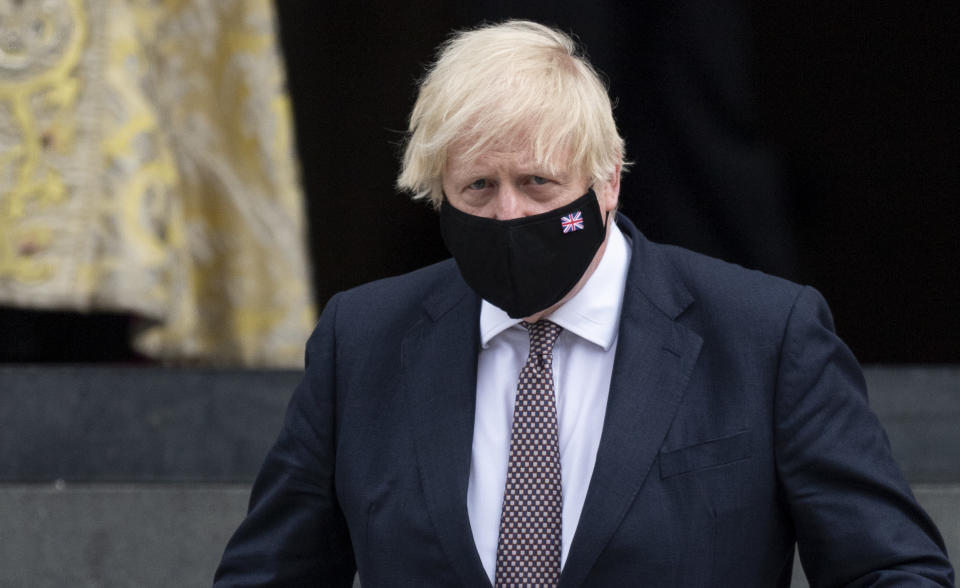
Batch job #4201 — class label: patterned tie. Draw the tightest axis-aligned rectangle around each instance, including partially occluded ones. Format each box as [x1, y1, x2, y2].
[495, 320, 564, 587]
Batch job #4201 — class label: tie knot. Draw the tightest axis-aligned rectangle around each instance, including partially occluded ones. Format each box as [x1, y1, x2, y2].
[524, 320, 563, 357]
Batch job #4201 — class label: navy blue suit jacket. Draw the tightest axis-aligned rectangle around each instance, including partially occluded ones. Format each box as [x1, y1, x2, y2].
[215, 215, 953, 586]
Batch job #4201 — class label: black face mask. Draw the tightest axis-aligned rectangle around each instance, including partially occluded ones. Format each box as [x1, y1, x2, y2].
[439, 189, 606, 318]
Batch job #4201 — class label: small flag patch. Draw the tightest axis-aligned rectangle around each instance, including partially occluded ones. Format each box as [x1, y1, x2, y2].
[561, 211, 584, 233]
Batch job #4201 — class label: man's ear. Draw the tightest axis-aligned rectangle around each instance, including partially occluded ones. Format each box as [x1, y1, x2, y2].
[599, 162, 621, 214]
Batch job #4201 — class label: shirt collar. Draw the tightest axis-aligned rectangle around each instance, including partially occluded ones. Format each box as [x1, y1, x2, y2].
[479, 220, 632, 350]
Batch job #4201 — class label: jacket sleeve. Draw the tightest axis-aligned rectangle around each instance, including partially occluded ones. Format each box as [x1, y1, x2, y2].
[774, 286, 954, 586]
[214, 293, 356, 587]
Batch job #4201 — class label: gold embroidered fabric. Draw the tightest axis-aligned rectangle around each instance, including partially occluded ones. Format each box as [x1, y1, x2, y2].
[0, 0, 314, 366]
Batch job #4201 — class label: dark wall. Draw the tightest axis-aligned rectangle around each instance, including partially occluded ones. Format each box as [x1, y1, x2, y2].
[276, 3, 455, 306]
[277, 1, 959, 363]
[750, 3, 960, 361]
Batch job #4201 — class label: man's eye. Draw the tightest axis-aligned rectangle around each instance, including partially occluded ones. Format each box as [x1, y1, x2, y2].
[531, 176, 549, 185]
[468, 179, 487, 190]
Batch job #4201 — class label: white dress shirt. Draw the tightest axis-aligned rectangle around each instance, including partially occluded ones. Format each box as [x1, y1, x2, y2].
[467, 221, 632, 583]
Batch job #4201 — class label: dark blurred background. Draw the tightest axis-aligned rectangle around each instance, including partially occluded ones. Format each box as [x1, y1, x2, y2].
[280, 0, 958, 363]
[3, 1, 957, 364]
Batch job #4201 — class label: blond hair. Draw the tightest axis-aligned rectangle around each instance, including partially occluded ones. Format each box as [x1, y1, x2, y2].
[397, 20, 626, 208]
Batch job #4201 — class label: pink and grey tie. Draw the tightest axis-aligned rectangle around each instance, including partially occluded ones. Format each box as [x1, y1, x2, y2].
[495, 320, 564, 587]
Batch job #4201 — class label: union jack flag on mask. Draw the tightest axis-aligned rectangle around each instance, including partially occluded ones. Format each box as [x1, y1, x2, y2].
[561, 210, 585, 233]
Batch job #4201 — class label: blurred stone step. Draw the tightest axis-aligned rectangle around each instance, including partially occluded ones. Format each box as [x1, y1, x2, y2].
[1, 365, 957, 482]
[0, 366, 300, 482]
[0, 483, 250, 588]
[1, 482, 955, 588]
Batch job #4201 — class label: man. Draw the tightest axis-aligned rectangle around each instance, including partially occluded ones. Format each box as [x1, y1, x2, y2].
[215, 21, 953, 587]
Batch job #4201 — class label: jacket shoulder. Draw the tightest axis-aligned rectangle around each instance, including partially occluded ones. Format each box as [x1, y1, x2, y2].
[662, 243, 800, 301]
[318, 258, 470, 338]
[650, 241, 811, 335]
[337, 258, 460, 307]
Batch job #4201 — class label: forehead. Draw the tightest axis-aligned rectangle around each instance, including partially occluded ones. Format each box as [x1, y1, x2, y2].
[444, 137, 571, 178]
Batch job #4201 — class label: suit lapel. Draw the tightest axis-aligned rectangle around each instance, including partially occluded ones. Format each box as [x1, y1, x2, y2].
[403, 274, 490, 588]
[560, 217, 703, 587]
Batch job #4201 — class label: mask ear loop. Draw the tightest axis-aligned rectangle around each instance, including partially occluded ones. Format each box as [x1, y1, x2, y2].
[587, 183, 611, 227]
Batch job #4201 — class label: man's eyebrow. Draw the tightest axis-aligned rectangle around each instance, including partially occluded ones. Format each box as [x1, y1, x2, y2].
[528, 166, 570, 181]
